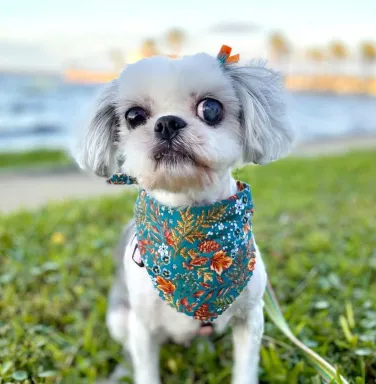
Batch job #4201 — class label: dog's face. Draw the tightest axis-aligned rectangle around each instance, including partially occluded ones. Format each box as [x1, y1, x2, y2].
[117, 54, 242, 191]
[75, 53, 293, 192]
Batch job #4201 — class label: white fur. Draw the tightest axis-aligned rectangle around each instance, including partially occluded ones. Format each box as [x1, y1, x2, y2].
[74, 52, 293, 384]
[106, 307, 129, 344]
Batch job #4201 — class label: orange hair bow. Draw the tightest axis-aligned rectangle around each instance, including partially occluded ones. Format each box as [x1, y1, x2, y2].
[217, 45, 240, 65]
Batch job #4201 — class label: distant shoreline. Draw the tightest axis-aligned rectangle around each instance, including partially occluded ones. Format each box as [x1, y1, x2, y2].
[1, 68, 376, 96]
[292, 133, 376, 156]
[63, 70, 376, 96]
[286, 75, 376, 96]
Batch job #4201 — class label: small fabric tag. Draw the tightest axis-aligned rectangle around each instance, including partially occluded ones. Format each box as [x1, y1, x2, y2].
[131, 234, 144, 267]
[124, 234, 144, 267]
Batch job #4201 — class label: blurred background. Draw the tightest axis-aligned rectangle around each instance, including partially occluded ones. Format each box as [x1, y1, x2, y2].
[1, 0, 376, 155]
[1, 2, 376, 382]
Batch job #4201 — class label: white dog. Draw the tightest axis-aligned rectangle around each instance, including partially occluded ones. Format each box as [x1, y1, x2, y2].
[75, 50, 293, 384]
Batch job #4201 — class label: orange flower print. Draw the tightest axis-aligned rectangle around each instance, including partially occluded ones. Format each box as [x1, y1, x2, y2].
[182, 262, 194, 271]
[216, 275, 224, 284]
[181, 297, 189, 307]
[205, 291, 214, 301]
[181, 297, 194, 312]
[210, 251, 232, 275]
[248, 257, 256, 272]
[198, 240, 220, 253]
[156, 276, 176, 295]
[194, 303, 218, 321]
[193, 290, 205, 298]
[163, 221, 175, 246]
[164, 229, 174, 246]
[137, 239, 152, 256]
[189, 257, 209, 267]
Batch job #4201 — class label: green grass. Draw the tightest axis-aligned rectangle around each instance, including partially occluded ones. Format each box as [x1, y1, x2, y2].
[0, 149, 72, 170]
[1, 150, 376, 383]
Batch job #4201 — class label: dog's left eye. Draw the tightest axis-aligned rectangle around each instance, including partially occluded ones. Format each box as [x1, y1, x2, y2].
[125, 107, 148, 129]
[196, 98, 223, 126]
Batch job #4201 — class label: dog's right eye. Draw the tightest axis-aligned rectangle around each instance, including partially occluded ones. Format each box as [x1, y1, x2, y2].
[125, 107, 148, 129]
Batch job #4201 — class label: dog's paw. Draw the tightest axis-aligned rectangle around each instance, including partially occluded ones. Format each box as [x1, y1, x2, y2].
[97, 364, 132, 384]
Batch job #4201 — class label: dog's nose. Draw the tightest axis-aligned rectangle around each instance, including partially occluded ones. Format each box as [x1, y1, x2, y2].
[154, 115, 187, 140]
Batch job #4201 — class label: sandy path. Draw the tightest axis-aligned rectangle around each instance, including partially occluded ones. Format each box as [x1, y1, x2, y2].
[1, 135, 375, 214]
[292, 134, 376, 156]
[0, 170, 124, 214]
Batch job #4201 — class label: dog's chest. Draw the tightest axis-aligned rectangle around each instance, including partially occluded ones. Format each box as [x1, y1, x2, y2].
[123, 237, 201, 343]
[123, 233, 266, 343]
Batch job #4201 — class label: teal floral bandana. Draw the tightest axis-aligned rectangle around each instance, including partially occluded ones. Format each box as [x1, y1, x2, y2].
[134, 181, 256, 322]
[107, 174, 256, 322]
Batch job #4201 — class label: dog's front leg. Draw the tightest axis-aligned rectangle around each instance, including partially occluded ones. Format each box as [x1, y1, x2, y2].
[128, 310, 161, 384]
[231, 301, 264, 384]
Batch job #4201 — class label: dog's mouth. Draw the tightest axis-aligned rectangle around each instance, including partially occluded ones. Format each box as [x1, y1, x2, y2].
[154, 149, 195, 165]
[152, 142, 200, 167]
[145, 141, 215, 191]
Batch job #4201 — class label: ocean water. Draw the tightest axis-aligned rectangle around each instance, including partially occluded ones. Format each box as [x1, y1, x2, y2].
[1, 74, 376, 153]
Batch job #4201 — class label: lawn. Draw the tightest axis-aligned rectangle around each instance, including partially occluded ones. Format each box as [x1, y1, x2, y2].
[0, 150, 72, 170]
[0, 150, 375, 383]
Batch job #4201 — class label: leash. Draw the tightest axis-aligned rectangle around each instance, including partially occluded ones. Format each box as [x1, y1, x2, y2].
[264, 282, 349, 383]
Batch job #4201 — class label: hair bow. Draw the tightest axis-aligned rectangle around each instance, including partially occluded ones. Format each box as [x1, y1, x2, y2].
[217, 45, 240, 65]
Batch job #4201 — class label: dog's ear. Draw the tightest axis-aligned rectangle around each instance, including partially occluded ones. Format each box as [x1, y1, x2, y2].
[74, 79, 120, 177]
[225, 63, 294, 164]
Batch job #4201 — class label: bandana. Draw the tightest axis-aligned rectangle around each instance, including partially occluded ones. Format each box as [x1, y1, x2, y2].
[108, 174, 256, 322]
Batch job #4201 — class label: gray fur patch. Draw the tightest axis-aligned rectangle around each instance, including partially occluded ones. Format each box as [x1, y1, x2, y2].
[108, 220, 136, 311]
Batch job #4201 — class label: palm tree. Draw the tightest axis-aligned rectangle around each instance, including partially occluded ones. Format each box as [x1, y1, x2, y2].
[108, 49, 125, 72]
[140, 38, 159, 58]
[166, 28, 186, 57]
[328, 41, 348, 75]
[329, 41, 347, 60]
[306, 47, 325, 62]
[306, 48, 326, 74]
[268, 32, 290, 71]
[360, 41, 376, 77]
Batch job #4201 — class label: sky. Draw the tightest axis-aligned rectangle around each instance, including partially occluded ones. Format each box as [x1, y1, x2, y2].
[0, 0, 375, 71]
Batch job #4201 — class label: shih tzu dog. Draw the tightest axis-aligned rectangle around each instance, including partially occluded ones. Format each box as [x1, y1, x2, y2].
[75, 46, 293, 384]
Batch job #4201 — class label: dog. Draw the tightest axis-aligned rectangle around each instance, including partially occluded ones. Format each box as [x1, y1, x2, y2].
[74, 50, 293, 384]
